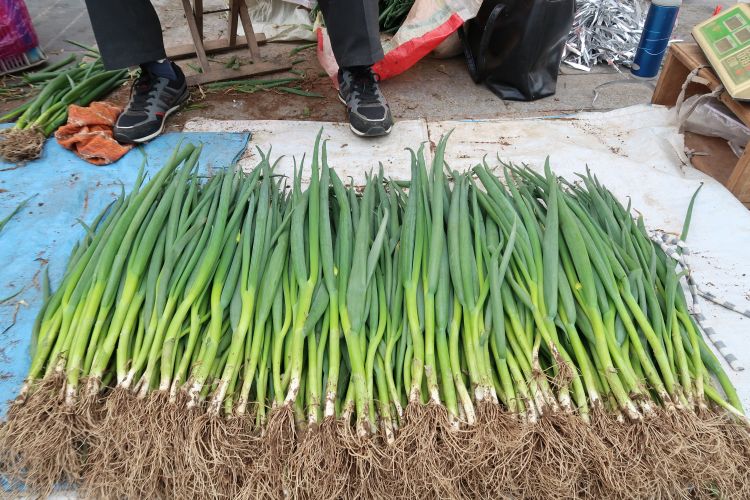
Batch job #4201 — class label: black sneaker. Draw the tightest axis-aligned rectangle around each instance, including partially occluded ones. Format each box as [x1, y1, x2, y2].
[113, 62, 188, 144]
[338, 66, 393, 137]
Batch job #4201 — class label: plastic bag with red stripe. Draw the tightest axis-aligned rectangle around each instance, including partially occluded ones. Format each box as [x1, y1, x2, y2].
[316, 0, 480, 83]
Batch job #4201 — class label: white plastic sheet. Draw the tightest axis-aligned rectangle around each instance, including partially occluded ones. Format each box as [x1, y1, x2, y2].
[183, 118, 430, 183]
[243, 0, 315, 42]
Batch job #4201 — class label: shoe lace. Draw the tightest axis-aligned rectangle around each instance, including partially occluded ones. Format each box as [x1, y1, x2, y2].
[128, 72, 160, 113]
[351, 69, 381, 106]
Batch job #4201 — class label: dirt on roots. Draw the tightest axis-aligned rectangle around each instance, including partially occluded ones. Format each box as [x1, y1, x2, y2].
[0, 376, 104, 496]
[0, 128, 45, 163]
[3, 390, 750, 499]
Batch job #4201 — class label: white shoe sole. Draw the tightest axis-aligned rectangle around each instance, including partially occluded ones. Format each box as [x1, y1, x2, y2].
[127, 104, 182, 144]
[348, 122, 393, 137]
[338, 91, 393, 137]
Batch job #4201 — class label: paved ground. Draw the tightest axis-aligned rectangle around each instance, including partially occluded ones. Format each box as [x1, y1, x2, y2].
[26, 0, 95, 55]
[16, 0, 719, 123]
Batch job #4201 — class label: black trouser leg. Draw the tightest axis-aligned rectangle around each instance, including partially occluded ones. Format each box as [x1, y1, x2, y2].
[317, 0, 383, 68]
[83, 0, 166, 70]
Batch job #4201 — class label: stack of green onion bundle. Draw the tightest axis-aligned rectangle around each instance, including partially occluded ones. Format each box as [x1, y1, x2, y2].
[1, 133, 749, 499]
[0, 47, 128, 163]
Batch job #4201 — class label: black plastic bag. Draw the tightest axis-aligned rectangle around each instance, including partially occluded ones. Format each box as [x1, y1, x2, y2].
[460, 0, 575, 101]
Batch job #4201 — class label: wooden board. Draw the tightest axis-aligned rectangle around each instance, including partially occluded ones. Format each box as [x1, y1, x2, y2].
[652, 49, 711, 106]
[727, 152, 750, 205]
[684, 132, 738, 186]
[166, 34, 268, 60]
[652, 43, 750, 125]
[185, 61, 291, 86]
[162, 0, 289, 88]
[653, 43, 750, 208]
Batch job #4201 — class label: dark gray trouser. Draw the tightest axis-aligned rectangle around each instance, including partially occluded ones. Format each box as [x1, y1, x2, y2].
[84, 0, 383, 70]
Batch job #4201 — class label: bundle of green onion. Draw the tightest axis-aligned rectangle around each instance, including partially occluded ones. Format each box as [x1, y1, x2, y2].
[1, 133, 749, 499]
[0, 46, 128, 163]
[205, 77, 323, 98]
[379, 0, 415, 33]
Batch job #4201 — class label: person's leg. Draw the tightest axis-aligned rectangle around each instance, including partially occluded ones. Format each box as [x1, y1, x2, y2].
[317, 0, 383, 68]
[83, 0, 188, 143]
[84, 0, 166, 70]
[317, 0, 393, 137]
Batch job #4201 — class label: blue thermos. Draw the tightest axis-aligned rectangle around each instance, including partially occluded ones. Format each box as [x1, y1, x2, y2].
[631, 0, 682, 78]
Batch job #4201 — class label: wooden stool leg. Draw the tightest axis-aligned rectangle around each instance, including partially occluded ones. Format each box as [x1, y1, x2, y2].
[652, 50, 689, 106]
[195, 0, 203, 39]
[181, 0, 211, 72]
[170, 0, 290, 86]
[237, 0, 261, 60]
[229, 0, 240, 47]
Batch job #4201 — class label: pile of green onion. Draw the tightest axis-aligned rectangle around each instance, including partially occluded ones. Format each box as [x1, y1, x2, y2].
[1, 133, 748, 499]
[0, 45, 128, 163]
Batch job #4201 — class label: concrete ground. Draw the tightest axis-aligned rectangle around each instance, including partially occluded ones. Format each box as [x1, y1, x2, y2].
[13, 0, 719, 124]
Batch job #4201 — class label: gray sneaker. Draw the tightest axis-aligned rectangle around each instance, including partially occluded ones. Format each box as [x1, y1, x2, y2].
[114, 62, 188, 144]
[338, 66, 393, 137]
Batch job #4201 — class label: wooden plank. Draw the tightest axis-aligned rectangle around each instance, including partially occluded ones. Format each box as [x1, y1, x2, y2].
[185, 61, 291, 86]
[166, 34, 268, 60]
[684, 132, 738, 186]
[718, 91, 750, 128]
[727, 146, 750, 204]
[670, 43, 750, 125]
[652, 45, 725, 107]
[672, 43, 720, 86]
[652, 51, 689, 106]
[654, 44, 750, 205]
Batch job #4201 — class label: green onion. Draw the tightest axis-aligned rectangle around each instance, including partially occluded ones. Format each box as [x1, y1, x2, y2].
[3, 134, 748, 500]
[0, 46, 128, 162]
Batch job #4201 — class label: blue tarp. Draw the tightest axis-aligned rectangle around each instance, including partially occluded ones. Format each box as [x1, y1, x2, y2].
[0, 130, 251, 417]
